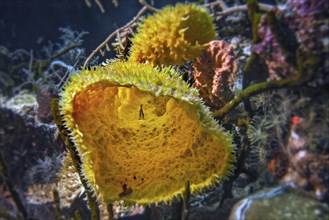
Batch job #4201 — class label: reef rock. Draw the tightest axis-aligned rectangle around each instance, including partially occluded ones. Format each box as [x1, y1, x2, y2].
[229, 184, 329, 220]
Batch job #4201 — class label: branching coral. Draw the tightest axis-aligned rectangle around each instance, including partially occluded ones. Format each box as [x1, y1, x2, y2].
[129, 4, 217, 66]
[0, 27, 87, 97]
[57, 61, 235, 204]
[193, 40, 237, 110]
[84, 0, 119, 13]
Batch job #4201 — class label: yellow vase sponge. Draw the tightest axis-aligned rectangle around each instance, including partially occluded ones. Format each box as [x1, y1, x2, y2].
[129, 4, 217, 66]
[58, 61, 234, 204]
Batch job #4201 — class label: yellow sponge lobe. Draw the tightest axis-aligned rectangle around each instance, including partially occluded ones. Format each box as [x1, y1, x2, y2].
[59, 61, 234, 204]
[129, 4, 217, 66]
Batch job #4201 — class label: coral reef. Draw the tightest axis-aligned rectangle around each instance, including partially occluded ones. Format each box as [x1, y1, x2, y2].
[129, 4, 217, 66]
[57, 60, 235, 204]
[193, 40, 237, 110]
[1, 0, 328, 219]
[112, 22, 139, 59]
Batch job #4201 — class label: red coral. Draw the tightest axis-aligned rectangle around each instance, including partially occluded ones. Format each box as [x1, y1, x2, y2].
[193, 40, 237, 110]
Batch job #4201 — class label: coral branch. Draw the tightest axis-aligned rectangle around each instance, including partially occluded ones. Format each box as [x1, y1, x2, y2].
[139, 0, 160, 12]
[36, 43, 79, 75]
[84, 0, 119, 13]
[83, 3, 157, 68]
[202, 1, 274, 18]
[84, 0, 92, 8]
[94, 0, 105, 13]
[53, 189, 62, 220]
[213, 75, 299, 118]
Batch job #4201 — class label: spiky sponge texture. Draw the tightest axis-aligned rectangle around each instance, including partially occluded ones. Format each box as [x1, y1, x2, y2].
[59, 61, 235, 204]
[129, 4, 217, 66]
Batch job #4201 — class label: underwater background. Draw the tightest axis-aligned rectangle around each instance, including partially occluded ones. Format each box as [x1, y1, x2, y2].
[0, 0, 328, 219]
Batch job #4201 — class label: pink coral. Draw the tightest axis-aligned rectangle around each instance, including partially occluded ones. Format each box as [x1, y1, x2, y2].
[193, 40, 237, 110]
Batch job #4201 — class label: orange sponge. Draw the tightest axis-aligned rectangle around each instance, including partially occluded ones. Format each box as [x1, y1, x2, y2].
[58, 61, 235, 204]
